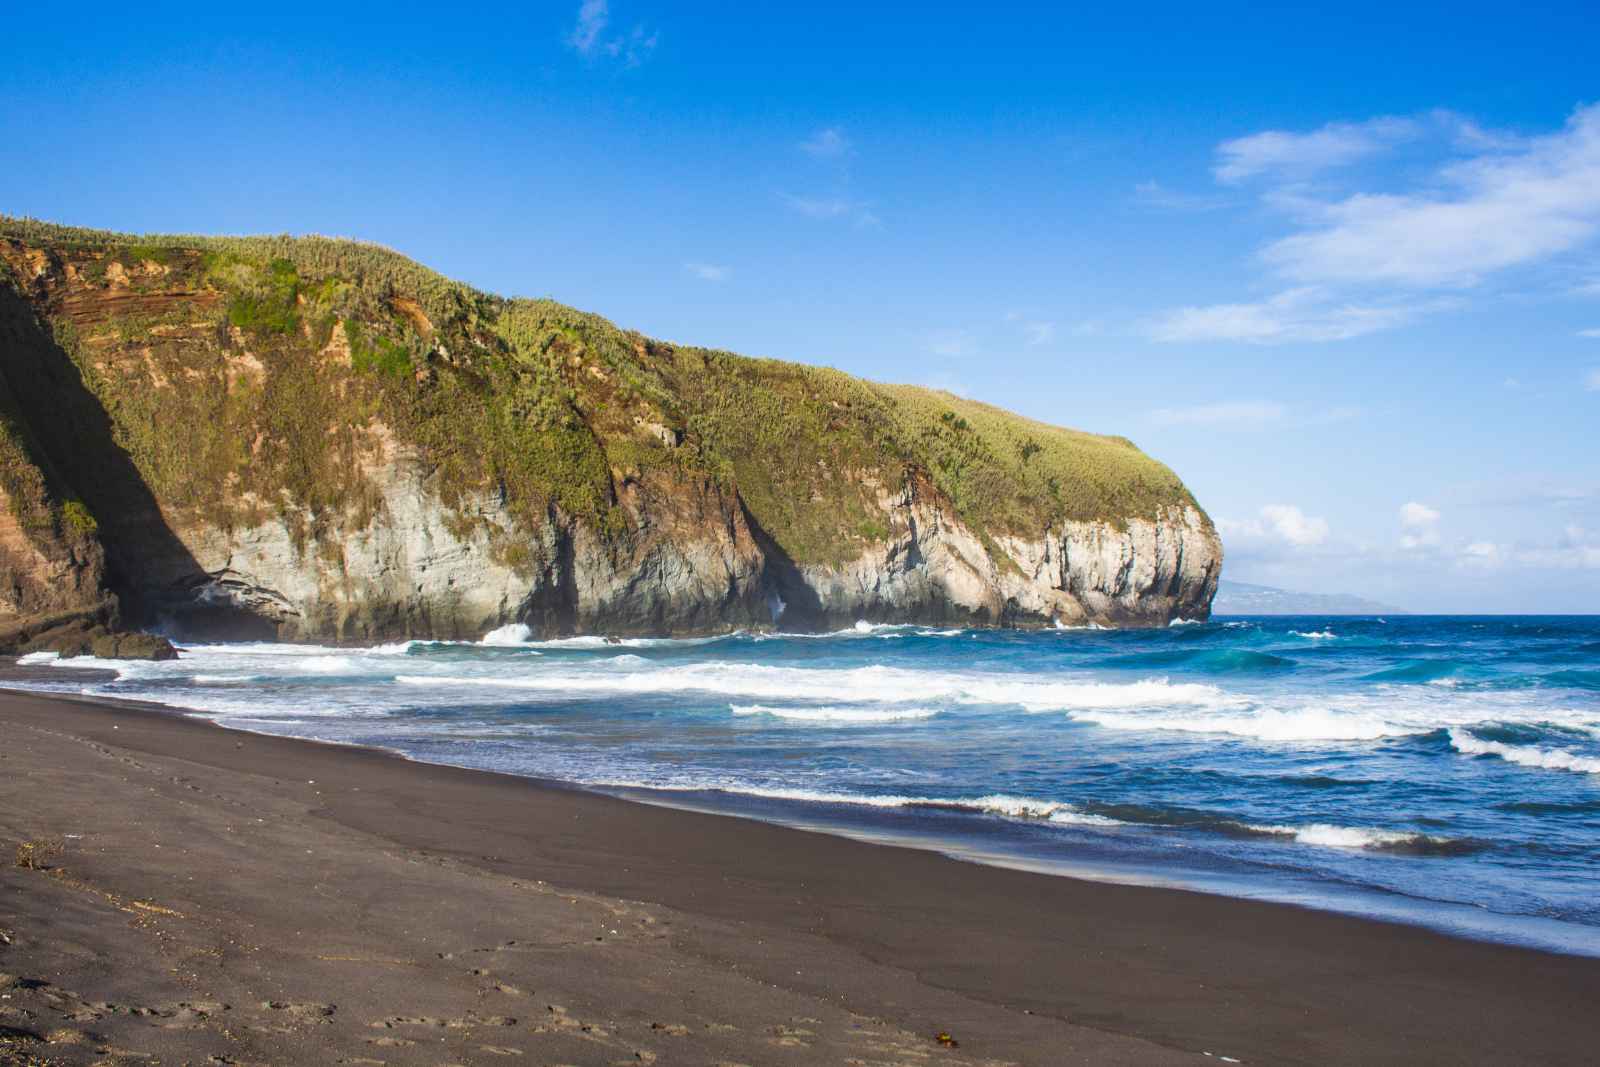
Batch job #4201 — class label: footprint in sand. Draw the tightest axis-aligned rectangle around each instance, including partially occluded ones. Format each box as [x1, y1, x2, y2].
[260, 1000, 336, 1024]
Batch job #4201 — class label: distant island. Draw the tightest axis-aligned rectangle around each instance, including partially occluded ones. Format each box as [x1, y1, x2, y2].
[1212, 580, 1405, 616]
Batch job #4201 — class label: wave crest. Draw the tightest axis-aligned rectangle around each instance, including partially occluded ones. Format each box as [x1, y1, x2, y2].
[1448, 727, 1600, 775]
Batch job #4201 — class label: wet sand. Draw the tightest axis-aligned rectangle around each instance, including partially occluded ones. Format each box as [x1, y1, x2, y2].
[2, 688, 1598, 1065]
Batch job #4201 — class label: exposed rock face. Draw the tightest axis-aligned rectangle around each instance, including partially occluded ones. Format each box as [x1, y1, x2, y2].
[0, 224, 1223, 644]
[144, 453, 1218, 639]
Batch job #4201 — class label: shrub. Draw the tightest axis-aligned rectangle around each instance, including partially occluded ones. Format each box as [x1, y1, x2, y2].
[60, 499, 97, 535]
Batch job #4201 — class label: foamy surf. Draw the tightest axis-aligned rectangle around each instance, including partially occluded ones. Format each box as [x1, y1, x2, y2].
[1448, 728, 1600, 775]
[1247, 823, 1449, 850]
[730, 704, 938, 723]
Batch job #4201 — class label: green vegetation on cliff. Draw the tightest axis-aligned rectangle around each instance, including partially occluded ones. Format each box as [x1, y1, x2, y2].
[0, 216, 1205, 575]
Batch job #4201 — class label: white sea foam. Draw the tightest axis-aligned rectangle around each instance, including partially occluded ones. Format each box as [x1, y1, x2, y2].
[1448, 728, 1600, 775]
[1071, 705, 1407, 741]
[294, 655, 361, 674]
[1248, 823, 1438, 850]
[16, 651, 59, 664]
[730, 704, 937, 723]
[1290, 629, 1336, 640]
[525, 633, 725, 649]
[480, 623, 534, 646]
[606, 782, 1124, 826]
[396, 663, 1237, 712]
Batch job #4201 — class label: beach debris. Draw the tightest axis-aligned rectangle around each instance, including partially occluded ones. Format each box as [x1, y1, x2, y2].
[13, 838, 63, 871]
[935, 1029, 960, 1048]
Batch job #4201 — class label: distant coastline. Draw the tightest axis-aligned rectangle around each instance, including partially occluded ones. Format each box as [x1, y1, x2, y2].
[1212, 579, 1405, 616]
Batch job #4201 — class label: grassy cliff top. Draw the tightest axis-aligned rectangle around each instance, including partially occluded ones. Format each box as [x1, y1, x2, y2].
[0, 216, 1207, 567]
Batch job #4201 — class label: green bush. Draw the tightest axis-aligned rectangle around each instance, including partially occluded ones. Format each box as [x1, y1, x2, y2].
[61, 499, 97, 535]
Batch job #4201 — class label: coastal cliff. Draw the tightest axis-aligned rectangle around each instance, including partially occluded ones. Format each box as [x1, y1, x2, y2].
[0, 218, 1220, 645]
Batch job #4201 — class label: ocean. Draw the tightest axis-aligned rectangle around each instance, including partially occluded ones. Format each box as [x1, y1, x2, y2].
[13, 615, 1600, 955]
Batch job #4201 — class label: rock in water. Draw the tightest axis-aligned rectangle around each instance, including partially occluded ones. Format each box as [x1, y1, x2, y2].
[0, 220, 1222, 641]
[90, 633, 179, 661]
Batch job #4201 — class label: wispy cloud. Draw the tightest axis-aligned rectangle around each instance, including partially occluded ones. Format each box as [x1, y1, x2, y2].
[569, 0, 608, 53]
[780, 193, 879, 227]
[1260, 104, 1600, 288]
[924, 329, 975, 358]
[801, 127, 851, 159]
[1578, 327, 1600, 338]
[1453, 526, 1600, 570]
[1147, 401, 1359, 428]
[1160, 103, 1600, 344]
[1002, 311, 1056, 346]
[1022, 321, 1055, 346]
[1214, 116, 1419, 183]
[1131, 180, 1226, 212]
[683, 261, 728, 282]
[1150, 286, 1436, 344]
[1587, 367, 1600, 391]
[567, 0, 657, 65]
[1149, 401, 1287, 427]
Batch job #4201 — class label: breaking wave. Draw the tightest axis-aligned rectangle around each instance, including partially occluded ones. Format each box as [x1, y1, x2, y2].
[1449, 728, 1600, 775]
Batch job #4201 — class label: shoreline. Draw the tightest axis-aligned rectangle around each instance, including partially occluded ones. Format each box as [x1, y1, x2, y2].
[11, 657, 1599, 963]
[3, 687, 1599, 1064]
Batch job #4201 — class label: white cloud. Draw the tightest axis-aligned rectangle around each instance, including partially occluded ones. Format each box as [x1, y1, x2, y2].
[1579, 327, 1600, 338]
[1150, 286, 1432, 344]
[781, 194, 879, 227]
[1400, 501, 1440, 527]
[1399, 501, 1442, 549]
[1149, 401, 1286, 427]
[567, 1, 656, 65]
[1262, 504, 1330, 547]
[1261, 104, 1600, 287]
[1214, 116, 1418, 183]
[1218, 504, 1330, 549]
[1459, 540, 1504, 567]
[801, 127, 851, 158]
[683, 261, 728, 282]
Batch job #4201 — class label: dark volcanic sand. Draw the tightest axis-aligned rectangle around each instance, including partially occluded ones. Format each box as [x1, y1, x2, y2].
[2, 689, 1597, 1066]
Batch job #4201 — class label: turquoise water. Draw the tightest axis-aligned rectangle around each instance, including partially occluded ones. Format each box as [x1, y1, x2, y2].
[16, 615, 1600, 954]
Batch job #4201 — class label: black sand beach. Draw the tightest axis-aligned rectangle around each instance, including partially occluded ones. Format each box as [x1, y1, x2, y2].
[3, 688, 1598, 1065]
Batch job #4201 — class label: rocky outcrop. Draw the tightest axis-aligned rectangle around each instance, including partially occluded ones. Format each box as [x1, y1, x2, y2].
[0, 221, 1223, 644]
[136, 453, 1218, 639]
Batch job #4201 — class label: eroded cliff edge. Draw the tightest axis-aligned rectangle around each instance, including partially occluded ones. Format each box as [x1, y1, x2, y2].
[0, 219, 1221, 644]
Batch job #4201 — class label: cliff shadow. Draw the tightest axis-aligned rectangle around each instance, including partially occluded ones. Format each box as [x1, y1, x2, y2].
[0, 284, 274, 640]
[737, 499, 829, 632]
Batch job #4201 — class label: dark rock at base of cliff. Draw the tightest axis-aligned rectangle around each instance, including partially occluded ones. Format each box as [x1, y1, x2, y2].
[0, 601, 178, 660]
[88, 632, 179, 661]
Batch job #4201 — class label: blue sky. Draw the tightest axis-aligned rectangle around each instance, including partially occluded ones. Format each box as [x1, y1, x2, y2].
[3, 2, 1597, 612]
